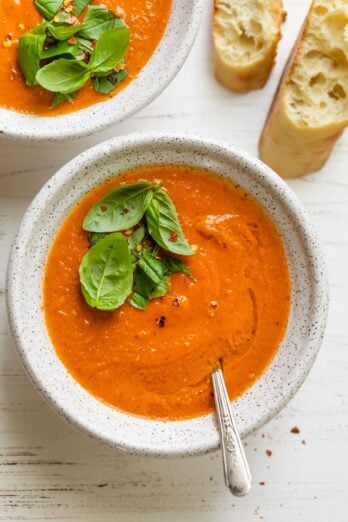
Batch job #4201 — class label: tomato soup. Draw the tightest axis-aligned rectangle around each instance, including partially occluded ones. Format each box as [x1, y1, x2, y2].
[0, 0, 171, 115]
[43, 166, 290, 420]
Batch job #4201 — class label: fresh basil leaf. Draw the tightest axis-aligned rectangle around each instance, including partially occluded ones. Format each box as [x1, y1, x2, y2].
[48, 23, 82, 41]
[129, 292, 148, 310]
[79, 232, 133, 311]
[93, 69, 127, 94]
[161, 256, 190, 276]
[77, 36, 93, 52]
[127, 225, 146, 253]
[83, 181, 156, 233]
[35, 0, 63, 20]
[146, 189, 194, 256]
[36, 58, 90, 94]
[31, 22, 49, 35]
[129, 269, 170, 309]
[73, 0, 91, 16]
[138, 254, 165, 285]
[79, 5, 126, 40]
[150, 275, 170, 299]
[89, 27, 130, 73]
[18, 33, 46, 86]
[87, 232, 108, 245]
[129, 271, 153, 310]
[50, 90, 77, 108]
[41, 41, 79, 59]
[92, 75, 114, 94]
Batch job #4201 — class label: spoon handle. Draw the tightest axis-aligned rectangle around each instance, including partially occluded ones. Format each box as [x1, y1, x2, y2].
[212, 367, 252, 497]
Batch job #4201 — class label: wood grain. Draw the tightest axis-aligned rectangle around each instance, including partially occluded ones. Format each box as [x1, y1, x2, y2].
[0, 1, 347, 520]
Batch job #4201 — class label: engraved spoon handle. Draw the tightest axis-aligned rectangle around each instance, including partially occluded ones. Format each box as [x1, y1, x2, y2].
[212, 366, 252, 497]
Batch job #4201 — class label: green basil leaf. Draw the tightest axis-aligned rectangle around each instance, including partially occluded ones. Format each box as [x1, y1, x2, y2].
[93, 69, 127, 94]
[41, 41, 79, 59]
[87, 232, 108, 245]
[146, 189, 194, 256]
[129, 292, 148, 310]
[79, 5, 126, 39]
[79, 232, 133, 311]
[31, 22, 49, 35]
[129, 271, 153, 310]
[138, 254, 165, 285]
[77, 36, 93, 52]
[73, 0, 91, 16]
[48, 23, 82, 41]
[18, 33, 46, 86]
[36, 58, 90, 94]
[50, 90, 77, 108]
[83, 181, 156, 233]
[89, 27, 130, 73]
[161, 256, 190, 276]
[127, 225, 146, 253]
[35, 0, 62, 20]
[150, 275, 170, 299]
[129, 269, 170, 309]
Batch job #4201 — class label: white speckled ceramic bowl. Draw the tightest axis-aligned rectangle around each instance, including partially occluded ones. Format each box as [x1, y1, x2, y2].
[0, 1, 203, 141]
[7, 133, 329, 456]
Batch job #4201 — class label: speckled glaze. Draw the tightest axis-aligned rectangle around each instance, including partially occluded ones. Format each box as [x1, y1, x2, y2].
[6, 133, 329, 457]
[0, 1, 203, 141]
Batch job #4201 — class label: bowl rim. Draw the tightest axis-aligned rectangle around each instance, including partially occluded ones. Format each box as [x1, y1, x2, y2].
[0, 0, 203, 142]
[6, 132, 329, 456]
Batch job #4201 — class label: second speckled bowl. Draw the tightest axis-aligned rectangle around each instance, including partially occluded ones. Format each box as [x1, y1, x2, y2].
[7, 132, 329, 456]
[0, 0, 203, 141]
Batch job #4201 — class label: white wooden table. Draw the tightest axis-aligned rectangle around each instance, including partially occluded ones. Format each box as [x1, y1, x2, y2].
[1, 1, 347, 520]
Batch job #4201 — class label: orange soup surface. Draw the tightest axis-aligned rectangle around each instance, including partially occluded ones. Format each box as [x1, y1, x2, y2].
[0, 0, 171, 115]
[44, 166, 290, 420]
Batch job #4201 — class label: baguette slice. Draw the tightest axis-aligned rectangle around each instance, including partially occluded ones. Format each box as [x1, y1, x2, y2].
[213, 0, 286, 92]
[259, 0, 348, 178]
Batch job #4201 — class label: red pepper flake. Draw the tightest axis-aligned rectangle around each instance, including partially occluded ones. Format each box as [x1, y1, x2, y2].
[172, 298, 180, 307]
[68, 36, 77, 45]
[266, 450, 272, 457]
[169, 231, 178, 242]
[290, 426, 300, 434]
[156, 316, 166, 327]
[210, 300, 218, 309]
[122, 207, 129, 214]
[100, 206, 107, 212]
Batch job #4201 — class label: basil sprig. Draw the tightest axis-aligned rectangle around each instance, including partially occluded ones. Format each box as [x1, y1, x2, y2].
[79, 181, 194, 312]
[17, 0, 129, 108]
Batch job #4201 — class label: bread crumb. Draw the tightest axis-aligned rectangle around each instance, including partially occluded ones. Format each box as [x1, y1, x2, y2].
[290, 426, 300, 434]
[266, 449, 272, 457]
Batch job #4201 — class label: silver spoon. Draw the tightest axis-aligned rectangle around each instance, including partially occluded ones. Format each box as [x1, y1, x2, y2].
[212, 362, 252, 496]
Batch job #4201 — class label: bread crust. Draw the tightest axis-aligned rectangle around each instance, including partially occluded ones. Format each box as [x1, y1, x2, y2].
[213, 0, 285, 92]
[259, 1, 348, 178]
